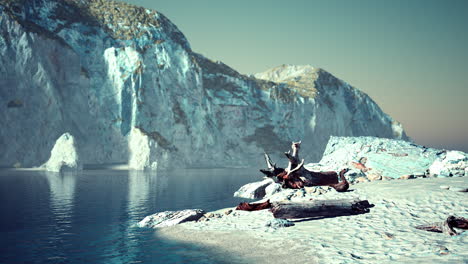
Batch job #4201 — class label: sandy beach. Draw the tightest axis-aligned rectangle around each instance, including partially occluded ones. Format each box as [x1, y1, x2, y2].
[158, 176, 468, 264]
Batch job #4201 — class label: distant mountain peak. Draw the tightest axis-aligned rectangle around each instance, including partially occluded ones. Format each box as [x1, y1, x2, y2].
[254, 64, 340, 99]
[255, 64, 318, 82]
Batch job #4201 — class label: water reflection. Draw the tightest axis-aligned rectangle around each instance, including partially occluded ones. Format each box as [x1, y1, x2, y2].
[127, 170, 168, 220]
[123, 170, 155, 264]
[42, 171, 76, 227]
[39, 171, 77, 262]
[0, 168, 258, 263]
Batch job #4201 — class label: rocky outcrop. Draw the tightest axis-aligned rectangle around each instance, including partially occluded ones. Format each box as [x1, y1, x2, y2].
[306, 136, 467, 182]
[41, 133, 81, 172]
[1, 0, 407, 169]
[137, 209, 205, 228]
[265, 182, 282, 197]
[235, 137, 468, 199]
[429, 151, 468, 177]
[234, 179, 334, 201]
[233, 178, 274, 199]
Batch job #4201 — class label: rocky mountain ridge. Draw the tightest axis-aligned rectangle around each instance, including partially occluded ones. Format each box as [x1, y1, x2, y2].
[1, 0, 407, 169]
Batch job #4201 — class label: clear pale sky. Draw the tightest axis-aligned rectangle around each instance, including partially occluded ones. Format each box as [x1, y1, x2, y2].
[123, 0, 467, 152]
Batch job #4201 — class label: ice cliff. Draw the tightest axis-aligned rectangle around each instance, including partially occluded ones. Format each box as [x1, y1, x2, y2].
[0, 0, 407, 169]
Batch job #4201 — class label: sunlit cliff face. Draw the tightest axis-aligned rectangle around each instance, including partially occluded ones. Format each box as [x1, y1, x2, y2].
[0, 0, 406, 169]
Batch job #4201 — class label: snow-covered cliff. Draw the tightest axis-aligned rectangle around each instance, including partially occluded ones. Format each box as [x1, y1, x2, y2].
[0, 0, 408, 169]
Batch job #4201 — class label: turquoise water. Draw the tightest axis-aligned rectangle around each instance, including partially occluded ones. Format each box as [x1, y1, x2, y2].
[0, 168, 257, 263]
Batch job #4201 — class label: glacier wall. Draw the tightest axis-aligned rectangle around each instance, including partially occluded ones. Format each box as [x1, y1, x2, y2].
[0, 0, 408, 169]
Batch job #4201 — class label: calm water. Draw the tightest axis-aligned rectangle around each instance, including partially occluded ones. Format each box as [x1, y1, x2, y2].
[0, 168, 258, 264]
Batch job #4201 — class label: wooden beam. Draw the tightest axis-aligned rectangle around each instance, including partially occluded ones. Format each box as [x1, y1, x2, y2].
[271, 199, 373, 219]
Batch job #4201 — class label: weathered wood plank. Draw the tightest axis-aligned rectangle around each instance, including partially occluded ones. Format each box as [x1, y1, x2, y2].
[271, 199, 373, 219]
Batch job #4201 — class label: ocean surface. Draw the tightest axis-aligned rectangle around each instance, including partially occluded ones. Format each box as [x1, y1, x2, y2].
[0, 168, 258, 263]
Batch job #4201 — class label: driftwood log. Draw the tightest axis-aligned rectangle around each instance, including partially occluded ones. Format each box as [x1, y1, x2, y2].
[236, 200, 272, 211]
[415, 216, 468, 236]
[260, 141, 349, 192]
[270, 199, 373, 219]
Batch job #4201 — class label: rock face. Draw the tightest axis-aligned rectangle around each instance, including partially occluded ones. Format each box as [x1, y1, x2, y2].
[0, 0, 407, 169]
[128, 127, 170, 170]
[137, 209, 205, 228]
[306, 136, 468, 181]
[41, 133, 81, 172]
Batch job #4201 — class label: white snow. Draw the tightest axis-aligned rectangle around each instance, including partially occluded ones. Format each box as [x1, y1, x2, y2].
[41, 133, 82, 172]
[159, 176, 468, 264]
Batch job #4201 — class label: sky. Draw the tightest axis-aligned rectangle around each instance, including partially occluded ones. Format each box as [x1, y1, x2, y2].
[123, 0, 468, 152]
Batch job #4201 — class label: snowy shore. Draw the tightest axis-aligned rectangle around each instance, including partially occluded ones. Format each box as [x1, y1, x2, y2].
[157, 176, 467, 264]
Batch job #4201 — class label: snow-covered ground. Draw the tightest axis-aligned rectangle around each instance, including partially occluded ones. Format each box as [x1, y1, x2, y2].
[158, 176, 468, 264]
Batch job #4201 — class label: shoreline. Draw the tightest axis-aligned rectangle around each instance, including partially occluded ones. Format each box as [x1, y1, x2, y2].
[157, 177, 468, 264]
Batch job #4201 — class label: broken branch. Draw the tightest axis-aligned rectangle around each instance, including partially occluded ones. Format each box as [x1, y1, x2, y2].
[415, 216, 468, 236]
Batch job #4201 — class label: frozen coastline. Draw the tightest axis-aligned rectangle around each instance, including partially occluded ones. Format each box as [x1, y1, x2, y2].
[157, 176, 467, 264]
